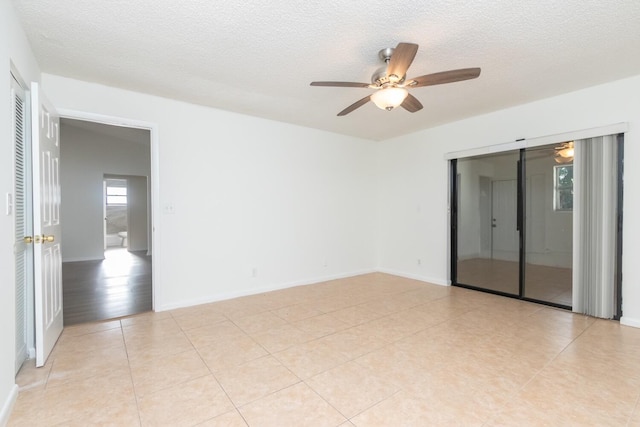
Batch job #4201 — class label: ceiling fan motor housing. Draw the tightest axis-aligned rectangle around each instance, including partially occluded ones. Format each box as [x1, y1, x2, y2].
[372, 65, 390, 85]
[372, 47, 405, 86]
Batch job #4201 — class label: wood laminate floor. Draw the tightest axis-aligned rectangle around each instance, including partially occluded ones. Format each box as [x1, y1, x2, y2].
[62, 248, 152, 325]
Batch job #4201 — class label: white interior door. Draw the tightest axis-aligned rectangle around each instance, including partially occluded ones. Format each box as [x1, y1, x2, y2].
[491, 179, 518, 261]
[479, 176, 492, 258]
[31, 82, 63, 367]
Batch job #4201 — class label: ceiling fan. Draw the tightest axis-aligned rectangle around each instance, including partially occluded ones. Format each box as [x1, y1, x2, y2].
[310, 42, 481, 116]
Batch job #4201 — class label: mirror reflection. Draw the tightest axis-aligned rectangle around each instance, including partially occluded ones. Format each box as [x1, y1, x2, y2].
[456, 150, 520, 295]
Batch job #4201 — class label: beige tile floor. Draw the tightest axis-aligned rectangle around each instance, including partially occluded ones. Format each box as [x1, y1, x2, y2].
[9, 273, 640, 426]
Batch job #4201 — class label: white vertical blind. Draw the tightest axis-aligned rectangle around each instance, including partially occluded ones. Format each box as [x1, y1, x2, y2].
[572, 135, 618, 318]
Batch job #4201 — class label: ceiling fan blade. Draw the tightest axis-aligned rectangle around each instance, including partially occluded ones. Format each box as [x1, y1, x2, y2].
[387, 42, 419, 81]
[337, 95, 371, 116]
[409, 68, 481, 88]
[310, 81, 370, 88]
[401, 93, 423, 113]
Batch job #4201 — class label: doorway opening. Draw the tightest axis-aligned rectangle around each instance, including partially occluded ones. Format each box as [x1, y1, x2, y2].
[59, 119, 153, 325]
[104, 178, 128, 250]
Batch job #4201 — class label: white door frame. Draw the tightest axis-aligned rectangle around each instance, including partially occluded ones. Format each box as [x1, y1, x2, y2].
[103, 179, 107, 251]
[56, 109, 160, 311]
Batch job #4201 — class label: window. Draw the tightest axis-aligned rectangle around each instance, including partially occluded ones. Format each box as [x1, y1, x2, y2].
[554, 165, 573, 211]
[106, 185, 127, 205]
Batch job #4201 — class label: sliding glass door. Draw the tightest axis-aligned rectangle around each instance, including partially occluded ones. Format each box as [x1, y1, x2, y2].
[452, 144, 574, 308]
[454, 150, 521, 296]
[523, 146, 573, 306]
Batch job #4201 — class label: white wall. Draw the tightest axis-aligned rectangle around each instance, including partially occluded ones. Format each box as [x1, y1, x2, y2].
[43, 74, 378, 310]
[0, 0, 41, 423]
[376, 74, 640, 327]
[59, 122, 151, 261]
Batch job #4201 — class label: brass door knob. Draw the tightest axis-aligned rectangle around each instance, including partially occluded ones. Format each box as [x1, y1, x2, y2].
[24, 236, 33, 244]
[34, 235, 55, 244]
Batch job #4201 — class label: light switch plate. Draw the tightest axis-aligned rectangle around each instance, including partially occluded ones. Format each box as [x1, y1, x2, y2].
[163, 202, 175, 214]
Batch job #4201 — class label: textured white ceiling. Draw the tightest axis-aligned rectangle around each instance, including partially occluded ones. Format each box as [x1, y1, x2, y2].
[11, 0, 640, 140]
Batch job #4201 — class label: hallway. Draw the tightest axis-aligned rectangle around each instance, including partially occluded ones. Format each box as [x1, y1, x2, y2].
[62, 248, 152, 325]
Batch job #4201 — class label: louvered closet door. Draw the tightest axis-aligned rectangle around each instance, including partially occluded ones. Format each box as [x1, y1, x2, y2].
[12, 75, 30, 374]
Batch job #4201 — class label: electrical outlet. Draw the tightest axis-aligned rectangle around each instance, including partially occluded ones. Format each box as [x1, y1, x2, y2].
[251, 267, 258, 278]
[417, 258, 422, 266]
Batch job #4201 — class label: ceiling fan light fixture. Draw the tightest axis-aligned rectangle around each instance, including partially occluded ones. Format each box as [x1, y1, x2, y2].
[371, 87, 408, 111]
[554, 141, 575, 163]
[558, 147, 574, 158]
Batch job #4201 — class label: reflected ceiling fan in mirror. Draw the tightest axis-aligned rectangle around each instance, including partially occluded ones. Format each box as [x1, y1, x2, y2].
[555, 141, 575, 164]
[310, 42, 481, 116]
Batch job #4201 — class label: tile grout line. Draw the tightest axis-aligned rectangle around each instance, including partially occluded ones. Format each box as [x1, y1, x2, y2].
[183, 309, 261, 426]
[303, 377, 362, 424]
[625, 385, 640, 427]
[120, 319, 144, 427]
[183, 314, 250, 425]
[513, 314, 598, 395]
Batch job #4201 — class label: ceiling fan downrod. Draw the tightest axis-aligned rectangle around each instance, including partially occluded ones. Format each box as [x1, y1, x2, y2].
[373, 47, 404, 85]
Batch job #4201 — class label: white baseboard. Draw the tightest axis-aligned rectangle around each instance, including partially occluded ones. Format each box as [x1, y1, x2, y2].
[156, 269, 377, 312]
[375, 268, 450, 287]
[620, 316, 640, 329]
[156, 269, 452, 313]
[0, 384, 19, 427]
[62, 255, 104, 263]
